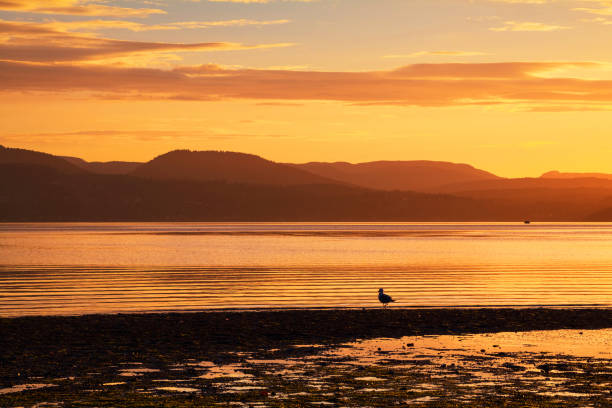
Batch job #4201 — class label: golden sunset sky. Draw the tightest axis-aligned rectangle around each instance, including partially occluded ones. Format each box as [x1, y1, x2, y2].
[2, 0, 612, 176]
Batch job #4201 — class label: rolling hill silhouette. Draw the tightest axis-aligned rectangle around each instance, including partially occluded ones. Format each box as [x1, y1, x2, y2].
[0, 162, 490, 221]
[586, 205, 612, 221]
[290, 160, 500, 192]
[541, 170, 612, 180]
[61, 156, 142, 175]
[435, 177, 612, 221]
[438, 177, 612, 194]
[0, 145, 84, 174]
[131, 150, 340, 186]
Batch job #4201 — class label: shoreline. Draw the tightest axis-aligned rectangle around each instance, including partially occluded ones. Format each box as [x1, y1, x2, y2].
[3, 304, 612, 319]
[3, 308, 612, 406]
[3, 308, 612, 377]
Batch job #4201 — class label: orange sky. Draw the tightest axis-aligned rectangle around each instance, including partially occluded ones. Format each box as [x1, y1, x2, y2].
[2, 0, 612, 177]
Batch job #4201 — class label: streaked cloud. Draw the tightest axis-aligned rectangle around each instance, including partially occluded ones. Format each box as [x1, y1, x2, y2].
[0, 129, 295, 146]
[466, 16, 501, 22]
[206, 0, 318, 3]
[37, 18, 291, 33]
[0, 0, 165, 17]
[526, 104, 612, 112]
[487, 0, 612, 17]
[384, 51, 491, 59]
[0, 19, 294, 63]
[490, 21, 572, 31]
[486, 0, 553, 3]
[580, 16, 612, 23]
[574, 6, 612, 16]
[3, 61, 611, 111]
[206, 0, 273, 2]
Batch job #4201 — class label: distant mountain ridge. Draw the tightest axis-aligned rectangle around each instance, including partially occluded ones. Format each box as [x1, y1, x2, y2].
[437, 176, 612, 193]
[541, 170, 612, 180]
[0, 145, 84, 174]
[3, 144, 612, 221]
[0, 162, 491, 222]
[61, 156, 142, 175]
[130, 150, 341, 186]
[2, 146, 504, 190]
[290, 160, 500, 192]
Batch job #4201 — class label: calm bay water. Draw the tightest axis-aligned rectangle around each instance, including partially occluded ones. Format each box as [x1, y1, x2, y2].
[1, 222, 612, 316]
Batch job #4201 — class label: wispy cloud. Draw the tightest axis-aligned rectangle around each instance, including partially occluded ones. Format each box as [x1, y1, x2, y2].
[486, 0, 553, 4]
[466, 16, 501, 22]
[3, 61, 611, 111]
[574, 6, 612, 16]
[580, 16, 612, 23]
[0, 19, 294, 63]
[0, 0, 165, 17]
[0, 129, 293, 146]
[490, 21, 572, 31]
[37, 18, 291, 33]
[488, 0, 612, 16]
[205, 0, 318, 3]
[488, 0, 612, 18]
[384, 51, 491, 58]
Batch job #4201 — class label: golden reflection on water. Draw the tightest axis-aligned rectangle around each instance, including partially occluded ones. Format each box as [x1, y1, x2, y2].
[1, 223, 612, 316]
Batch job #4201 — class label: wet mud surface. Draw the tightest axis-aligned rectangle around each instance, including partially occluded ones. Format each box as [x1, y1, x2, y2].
[2, 308, 612, 407]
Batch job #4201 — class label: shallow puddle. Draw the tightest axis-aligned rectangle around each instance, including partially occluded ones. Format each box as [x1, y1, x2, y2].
[118, 367, 161, 377]
[222, 386, 267, 393]
[155, 386, 200, 393]
[0, 384, 56, 395]
[197, 363, 252, 379]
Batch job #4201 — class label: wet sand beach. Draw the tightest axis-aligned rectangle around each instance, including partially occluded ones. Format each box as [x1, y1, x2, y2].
[2, 308, 612, 407]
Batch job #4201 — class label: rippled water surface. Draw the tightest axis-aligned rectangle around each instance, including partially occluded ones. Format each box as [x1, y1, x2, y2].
[1, 223, 612, 316]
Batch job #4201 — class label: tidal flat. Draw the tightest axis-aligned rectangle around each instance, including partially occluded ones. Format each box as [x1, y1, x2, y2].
[1, 309, 612, 407]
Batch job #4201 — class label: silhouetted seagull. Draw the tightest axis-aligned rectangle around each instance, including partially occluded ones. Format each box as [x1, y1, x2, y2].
[378, 288, 396, 308]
